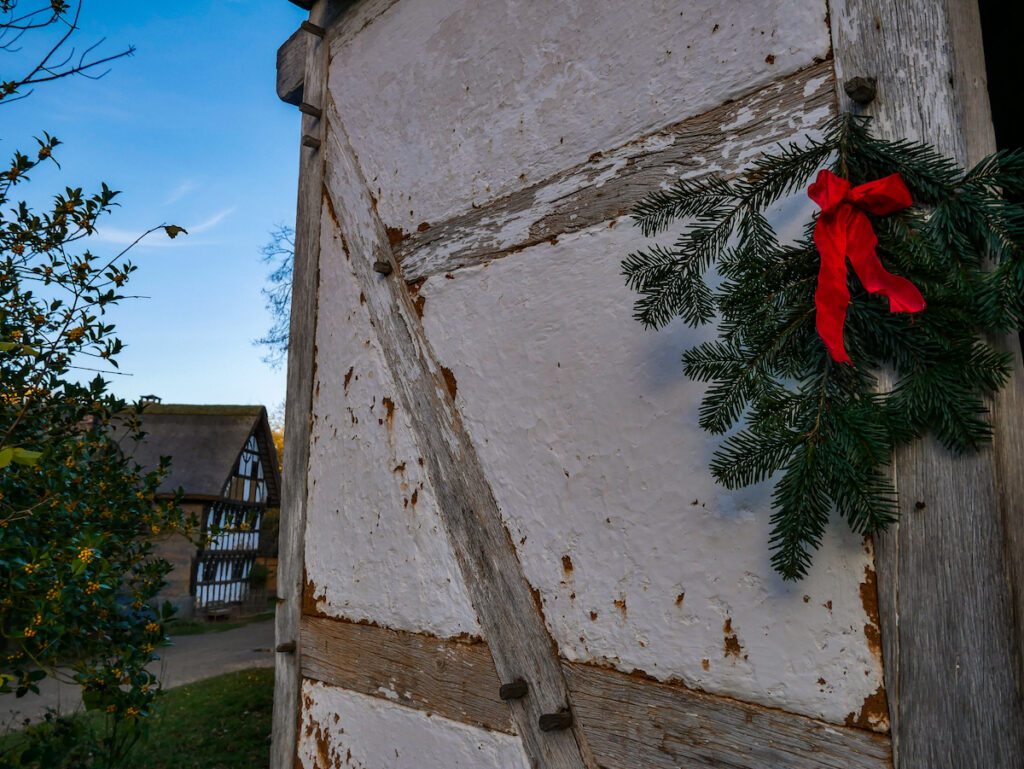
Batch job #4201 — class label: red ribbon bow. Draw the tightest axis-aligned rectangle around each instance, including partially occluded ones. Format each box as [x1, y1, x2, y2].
[808, 169, 925, 363]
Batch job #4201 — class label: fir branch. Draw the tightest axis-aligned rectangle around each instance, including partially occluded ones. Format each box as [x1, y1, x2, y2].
[624, 111, 1024, 580]
[632, 176, 736, 237]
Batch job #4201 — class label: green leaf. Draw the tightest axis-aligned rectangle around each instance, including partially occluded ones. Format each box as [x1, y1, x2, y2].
[0, 447, 13, 469]
[11, 448, 42, 466]
[0, 341, 39, 356]
[163, 225, 188, 239]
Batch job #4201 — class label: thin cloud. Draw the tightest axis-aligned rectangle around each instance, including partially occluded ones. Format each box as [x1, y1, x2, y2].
[92, 207, 235, 249]
[188, 207, 236, 234]
[165, 179, 198, 205]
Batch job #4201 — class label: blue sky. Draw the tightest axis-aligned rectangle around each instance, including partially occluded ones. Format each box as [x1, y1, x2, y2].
[5, 1, 308, 412]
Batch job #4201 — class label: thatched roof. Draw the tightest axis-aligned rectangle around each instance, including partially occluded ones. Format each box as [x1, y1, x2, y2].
[116, 405, 281, 505]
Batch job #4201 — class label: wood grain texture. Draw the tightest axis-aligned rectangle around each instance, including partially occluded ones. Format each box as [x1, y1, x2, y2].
[830, 2, 1024, 766]
[564, 663, 890, 769]
[320, 94, 597, 769]
[300, 615, 514, 734]
[297, 614, 891, 769]
[276, 26, 308, 106]
[392, 61, 835, 282]
[270, 2, 334, 767]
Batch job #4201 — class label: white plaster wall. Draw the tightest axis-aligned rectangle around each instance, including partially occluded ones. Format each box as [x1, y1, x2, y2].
[299, 680, 531, 769]
[415, 216, 886, 728]
[329, 0, 830, 231]
[304, 219, 480, 638]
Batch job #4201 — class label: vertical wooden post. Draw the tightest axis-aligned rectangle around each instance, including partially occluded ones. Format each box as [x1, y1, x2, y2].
[270, 2, 333, 767]
[829, 1, 1024, 766]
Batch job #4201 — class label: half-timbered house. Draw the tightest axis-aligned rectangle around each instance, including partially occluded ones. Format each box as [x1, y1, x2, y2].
[123, 404, 281, 618]
[272, 2, 1024, 767]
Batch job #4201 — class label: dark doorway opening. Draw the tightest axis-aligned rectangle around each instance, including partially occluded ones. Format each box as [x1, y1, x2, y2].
[979, 1, 1023, 153]
[978, 1, 1023, 352]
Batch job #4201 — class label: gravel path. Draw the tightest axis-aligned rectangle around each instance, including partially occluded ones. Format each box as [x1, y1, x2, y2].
[0, 619, 275, 730]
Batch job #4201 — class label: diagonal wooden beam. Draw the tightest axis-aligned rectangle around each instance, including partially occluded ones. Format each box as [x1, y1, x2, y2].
[319, 91, 598, 769]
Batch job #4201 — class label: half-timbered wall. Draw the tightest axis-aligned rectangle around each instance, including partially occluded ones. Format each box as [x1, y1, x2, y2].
[275, 1, 1023, 767]
[195, 433, 270, 609]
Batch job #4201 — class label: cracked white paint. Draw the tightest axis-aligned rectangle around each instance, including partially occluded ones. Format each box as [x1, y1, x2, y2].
[328, 0, 830, 231]
[299, 680, 530, 769]
[415, 216, 884, 728]
[304, 217, 480, 638]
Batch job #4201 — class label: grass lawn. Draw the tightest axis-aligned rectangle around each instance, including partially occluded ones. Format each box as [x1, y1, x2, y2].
[130, 668, 273, 769]
[0, 668, 273, 769]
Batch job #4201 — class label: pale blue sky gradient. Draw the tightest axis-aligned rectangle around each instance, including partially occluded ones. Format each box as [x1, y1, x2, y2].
[5, 1, 308, 412]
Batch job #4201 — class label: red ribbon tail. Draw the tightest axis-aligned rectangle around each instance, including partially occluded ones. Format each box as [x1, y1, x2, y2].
[813, 217, 852, 363]
[846, 210, 926, 314]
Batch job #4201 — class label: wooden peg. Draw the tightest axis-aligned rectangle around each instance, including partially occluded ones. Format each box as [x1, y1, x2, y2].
[276, 641, 296, 653]
[373, 260, 393, 275]
[300, 20, 326, 38]
[844, 76, 877, 105]
[538, 709, 573, 731]
[301, 135, 321, 150]
[299, 102, 323, 119]
[498, 679, 528, 700]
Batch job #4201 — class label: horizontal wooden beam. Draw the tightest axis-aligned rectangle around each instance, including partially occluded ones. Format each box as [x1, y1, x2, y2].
[565, 663, 890, 769]
[301, 615, 514, 733]
[392, 60, 835, 282]
[300, 613, 891, 769]
[276, 26, 309, 106]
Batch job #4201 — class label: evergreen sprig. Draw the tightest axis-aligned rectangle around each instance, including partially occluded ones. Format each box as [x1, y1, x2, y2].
[624, 114, 1024, 580]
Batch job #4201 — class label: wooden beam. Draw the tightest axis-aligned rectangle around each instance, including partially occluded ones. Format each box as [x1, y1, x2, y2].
[300, 615, 514, 734]
[320, 94, 597, 769]
[565, 663, 890, 769]
[392, 61, 835, 282]
[276, 27, 309, 106]
[829, 2, 1024, 767]
[270, 1, 332, 767]
[299, 613, 892, 769]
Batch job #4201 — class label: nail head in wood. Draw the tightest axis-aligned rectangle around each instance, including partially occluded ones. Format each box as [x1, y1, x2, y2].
[373, 260, 393, 275]
[499, 679, 528, 700]
[276, 641, 296, 653]
[301, 135, 321, 150]
[299, 102, 323, 120]
[538, 709, 573, 731]
[844, 76, 877, 105]
[300, 20, 326, 38]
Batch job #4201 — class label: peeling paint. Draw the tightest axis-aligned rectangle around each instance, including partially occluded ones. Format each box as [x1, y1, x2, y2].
[440, 366, 457, 401]
[723, 618, 743, 659]
[845, 685, 889, 732]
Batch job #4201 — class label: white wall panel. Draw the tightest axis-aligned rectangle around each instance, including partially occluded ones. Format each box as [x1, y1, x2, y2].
[299, 680, 531, 769]
[329, 0, 830, 231]
[304, 220, 480, 638]
[416, 216, 886, 729]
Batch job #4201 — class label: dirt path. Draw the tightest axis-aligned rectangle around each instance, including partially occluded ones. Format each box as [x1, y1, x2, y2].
[0, 620, 275, 730]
